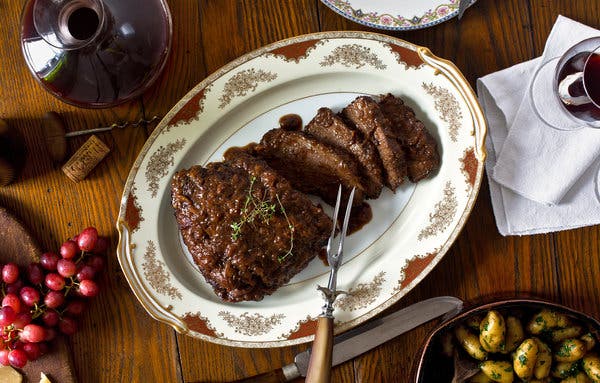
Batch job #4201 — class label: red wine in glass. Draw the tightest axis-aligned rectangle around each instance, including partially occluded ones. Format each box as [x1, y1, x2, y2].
[584, 54, 600, 106]
[530, 38, 600, 130]
[556, 49, 600, 123]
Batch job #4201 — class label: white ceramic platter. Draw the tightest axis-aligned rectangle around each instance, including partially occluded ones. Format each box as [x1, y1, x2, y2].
[117, 32, 486, 347]
[321, 0, 476, 30]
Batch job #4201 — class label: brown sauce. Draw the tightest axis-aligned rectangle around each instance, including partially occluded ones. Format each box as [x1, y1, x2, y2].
[318, 248, 328, 266]
[317, 202, 372, 266]
[278, 114, 302, 131]
[348, 202, 372, 235]
[223, 142, 257, 158]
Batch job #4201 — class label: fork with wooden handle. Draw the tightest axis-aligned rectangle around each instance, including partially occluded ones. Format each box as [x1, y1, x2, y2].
[305, 186, 355, 383]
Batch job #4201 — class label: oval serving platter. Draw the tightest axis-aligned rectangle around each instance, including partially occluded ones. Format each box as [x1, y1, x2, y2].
[117, 31, 486, 347]
[320, 0, 476, 31]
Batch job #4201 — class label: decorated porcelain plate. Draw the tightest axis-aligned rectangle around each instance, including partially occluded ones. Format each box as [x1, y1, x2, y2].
[321, 0, 476, 30]
[117, 32, 486, 347]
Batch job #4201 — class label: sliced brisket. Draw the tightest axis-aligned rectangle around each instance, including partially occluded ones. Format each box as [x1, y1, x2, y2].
[378, 94, 440, 182]
[252, 128, 365, 206]
[305, 107, 384, 198]
[341, 96, 408, 190]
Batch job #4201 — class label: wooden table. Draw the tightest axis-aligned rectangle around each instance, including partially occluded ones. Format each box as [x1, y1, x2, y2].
[1, 0, 599, 381]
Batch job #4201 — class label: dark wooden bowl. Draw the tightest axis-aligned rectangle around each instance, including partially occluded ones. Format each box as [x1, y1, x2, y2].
[411, 297, 600, 382]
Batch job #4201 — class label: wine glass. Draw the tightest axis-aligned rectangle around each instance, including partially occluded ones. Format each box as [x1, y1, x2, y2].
[530, 37, 600, 130]
[530, 37, 600, 202]
[20, 0, 172, 108]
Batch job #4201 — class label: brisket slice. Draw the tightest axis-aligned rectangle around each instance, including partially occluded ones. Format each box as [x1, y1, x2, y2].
[171, 150, 331, 302]
[341, 96, 408, 191]
[378, 94, 440, 182]
[305, 107, 384, 199]
[252, 128, 365, 206]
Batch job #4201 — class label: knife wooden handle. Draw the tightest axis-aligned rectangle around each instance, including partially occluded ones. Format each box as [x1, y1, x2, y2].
[230, 368, 289, 382]
[305, 316, 334, 383]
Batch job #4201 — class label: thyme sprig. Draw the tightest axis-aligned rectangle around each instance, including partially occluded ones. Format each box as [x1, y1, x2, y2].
[231, 176, 275, 240]
[230, 176, 295, 263]
[276, 194, 295, 262]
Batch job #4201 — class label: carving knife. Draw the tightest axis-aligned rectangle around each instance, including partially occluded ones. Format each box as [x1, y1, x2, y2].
[231, 296, 463, 383]
[457, 0, 471, 19]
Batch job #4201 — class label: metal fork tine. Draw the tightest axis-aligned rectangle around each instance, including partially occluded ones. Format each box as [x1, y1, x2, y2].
[326, 185, 342, 259]
[337, 187, 355, 257]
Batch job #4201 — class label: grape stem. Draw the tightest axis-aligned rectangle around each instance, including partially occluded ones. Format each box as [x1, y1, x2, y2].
[30, 303, 46, 320]
[76, 250, 87, 264]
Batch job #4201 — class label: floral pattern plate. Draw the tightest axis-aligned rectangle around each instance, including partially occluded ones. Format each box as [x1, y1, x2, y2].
[321, 0, 476, 30]
[116, 32, 487, 347]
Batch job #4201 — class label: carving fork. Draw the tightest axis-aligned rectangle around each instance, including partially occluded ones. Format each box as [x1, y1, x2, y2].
[305, 186, 355, 383]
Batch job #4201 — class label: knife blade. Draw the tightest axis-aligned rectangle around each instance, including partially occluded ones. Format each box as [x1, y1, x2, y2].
[231, 296, 463, 383]
[457, 0, 471, 19]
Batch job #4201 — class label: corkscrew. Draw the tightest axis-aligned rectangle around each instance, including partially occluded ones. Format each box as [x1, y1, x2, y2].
[43, 112, 161, 162]
[63, 115, 161, 137]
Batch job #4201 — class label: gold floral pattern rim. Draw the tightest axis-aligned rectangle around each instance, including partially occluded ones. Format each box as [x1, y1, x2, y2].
[116, 31, 486, 348]
[321, 0, 476, 31]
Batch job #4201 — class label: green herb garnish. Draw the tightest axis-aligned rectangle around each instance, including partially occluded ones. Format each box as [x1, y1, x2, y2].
[230, 176, 276, 240]
[230, 176, 295, 262]
[276, 194, 294, 262]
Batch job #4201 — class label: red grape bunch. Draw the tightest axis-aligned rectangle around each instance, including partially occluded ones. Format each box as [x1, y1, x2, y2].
[0, 227, 106, 369]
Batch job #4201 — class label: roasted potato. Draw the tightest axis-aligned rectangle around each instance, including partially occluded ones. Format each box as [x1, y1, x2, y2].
[582, 333, 597, 352]
[583, 353, 600, 382]
[503, 316, 525, 354]
[550, 326, 584, 343]
[455, 325, 488, 361]
[445, 308, 599, 383]
[561, 371, 592, 383]
[552, 361, 580, 379]
[527, 310, 571, 334]
[555, 339, 587, 362]
[513, 338, 538, 379]
[480, 360, 514, 383]
[469, 371, 494, 383]
[480, 310, 506, 353]
[533, 338, 552, 379]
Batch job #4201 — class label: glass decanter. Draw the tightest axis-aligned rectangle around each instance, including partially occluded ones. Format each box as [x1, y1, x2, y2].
[21, 0, 172, 108]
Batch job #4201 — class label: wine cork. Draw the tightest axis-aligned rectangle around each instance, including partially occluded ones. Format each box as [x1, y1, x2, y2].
[61, 135, 109, 182]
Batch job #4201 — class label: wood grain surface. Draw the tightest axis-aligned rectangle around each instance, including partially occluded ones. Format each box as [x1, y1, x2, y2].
[1, 1, 599, 382]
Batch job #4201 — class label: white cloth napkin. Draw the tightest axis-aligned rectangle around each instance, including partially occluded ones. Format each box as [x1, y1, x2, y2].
[491, 15, 600, 206]
[477, 16, 600, 236]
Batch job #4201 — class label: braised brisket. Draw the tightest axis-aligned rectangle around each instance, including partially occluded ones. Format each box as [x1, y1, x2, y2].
[341, 96, 408, 190]
[252, 128, 365, 206]
[305, 107, 384, 198]
[378, 94, 440, 182]
[171, 93, 440, 303]
[171, 150, 331, 302]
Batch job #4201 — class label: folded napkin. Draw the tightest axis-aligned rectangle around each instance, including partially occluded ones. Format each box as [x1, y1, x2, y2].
[490, 15, 600, 206]
[478, 16, 600, 235]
